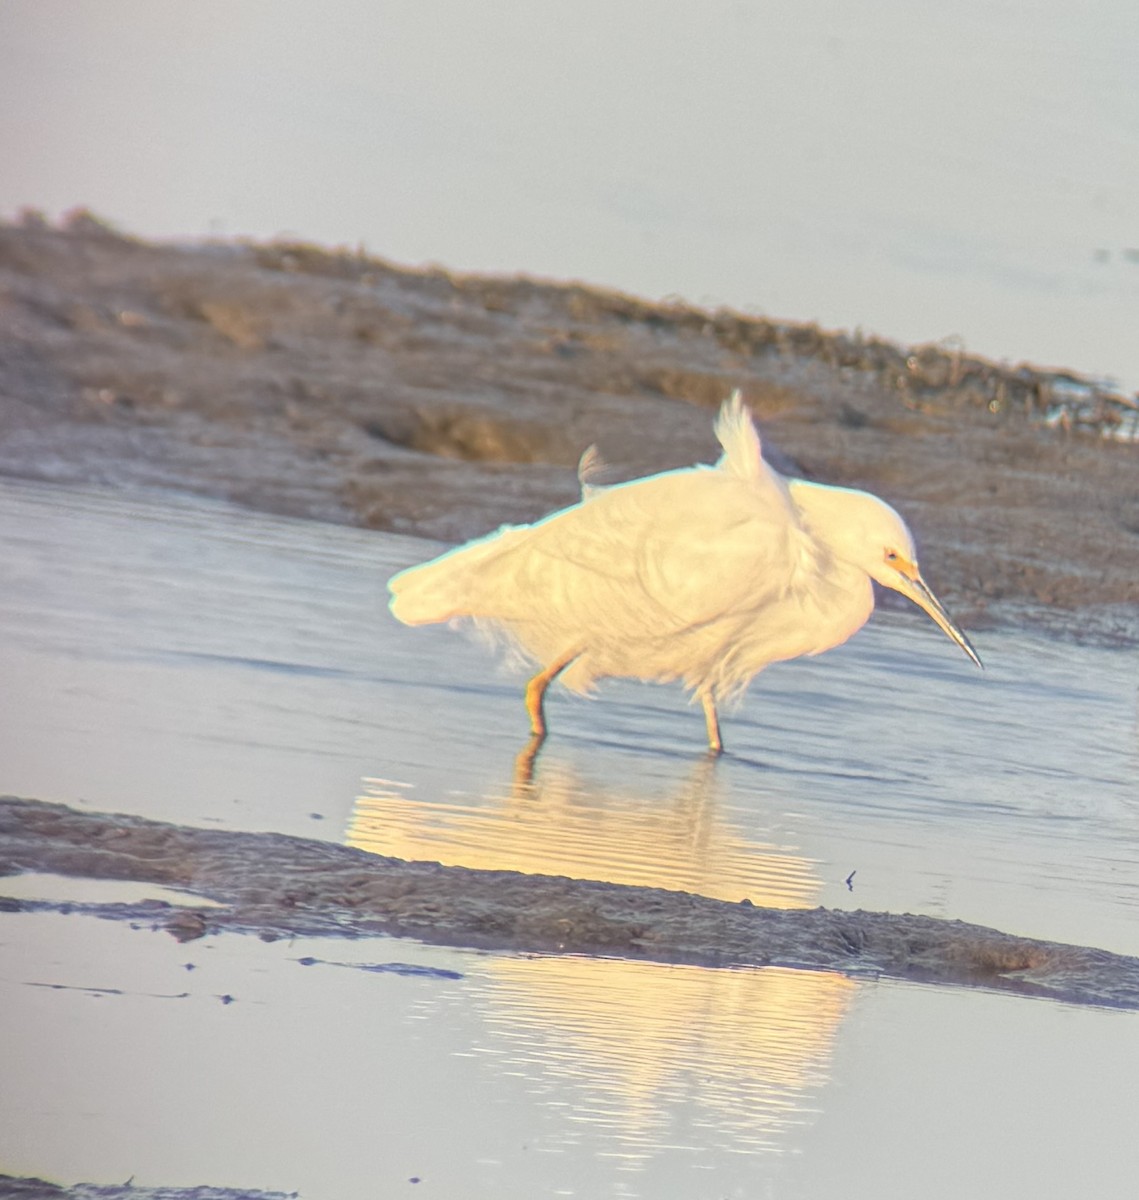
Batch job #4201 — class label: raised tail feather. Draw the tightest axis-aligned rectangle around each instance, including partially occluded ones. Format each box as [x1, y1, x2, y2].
[713, 389, 765, 481]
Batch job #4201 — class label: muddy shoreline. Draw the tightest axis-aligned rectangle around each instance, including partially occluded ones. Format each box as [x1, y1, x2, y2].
[1, 213, 1137, 644]
[4, 796, 1138, 1012]
[0, 1178, 292, 1200]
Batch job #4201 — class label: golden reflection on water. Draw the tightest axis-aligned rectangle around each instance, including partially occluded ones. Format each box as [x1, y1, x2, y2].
[482, 955, 856, 1157]
[349, 753, 818, 908]
[348, 749, 857, 1157]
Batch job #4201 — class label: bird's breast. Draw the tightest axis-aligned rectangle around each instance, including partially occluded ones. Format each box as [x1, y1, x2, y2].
[727, 558, 874, 670]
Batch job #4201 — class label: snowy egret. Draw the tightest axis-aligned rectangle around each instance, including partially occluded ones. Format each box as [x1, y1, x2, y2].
[389, 392, 981, 753]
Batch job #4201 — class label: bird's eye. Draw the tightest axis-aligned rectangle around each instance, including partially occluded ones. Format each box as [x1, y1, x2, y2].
[885, 550, 900, 563]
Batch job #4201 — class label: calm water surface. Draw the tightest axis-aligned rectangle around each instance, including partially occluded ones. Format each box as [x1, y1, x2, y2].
[1, 478, 1137, 1198]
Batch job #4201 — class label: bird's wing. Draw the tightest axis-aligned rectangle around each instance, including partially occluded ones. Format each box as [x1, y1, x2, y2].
[511, 465, 811, 636]
[391, 395, 812, 640]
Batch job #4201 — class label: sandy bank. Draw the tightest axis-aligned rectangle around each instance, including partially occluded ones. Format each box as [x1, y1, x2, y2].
[1, 213, 1136, 643]
[4, 796, 1138, 1012]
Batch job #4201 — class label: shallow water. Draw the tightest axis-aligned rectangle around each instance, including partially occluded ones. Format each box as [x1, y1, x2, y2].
[1, 477, 1137, 1197]
[3, 910, 1138, 1199]
[2, 477, 1135, 948]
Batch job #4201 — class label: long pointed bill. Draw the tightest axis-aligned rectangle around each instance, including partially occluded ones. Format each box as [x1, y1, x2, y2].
[902, 573, 983, 669]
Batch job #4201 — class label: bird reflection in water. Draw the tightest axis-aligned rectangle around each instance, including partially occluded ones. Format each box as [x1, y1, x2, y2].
[482, 955, 855, 1161]
[351, 748, 816, 907]
[348, 750, 857, 1160]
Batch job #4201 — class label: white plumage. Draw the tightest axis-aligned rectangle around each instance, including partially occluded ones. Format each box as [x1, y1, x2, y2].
[389, 392, 980, 752]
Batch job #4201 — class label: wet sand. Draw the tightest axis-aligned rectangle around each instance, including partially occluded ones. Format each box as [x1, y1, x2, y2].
[0, 1177, 291, 1200]
[1, 212, 1137, 641]
[3, 796, 1138, 1012]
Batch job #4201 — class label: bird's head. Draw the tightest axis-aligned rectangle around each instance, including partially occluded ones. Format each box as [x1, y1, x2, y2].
[794, 482, 983, 669]
[871, 543, 982, 669]
[864, 500, 982, 669]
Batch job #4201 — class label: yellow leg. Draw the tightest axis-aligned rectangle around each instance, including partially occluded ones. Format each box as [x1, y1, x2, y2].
[524, 653, 577, 740]
[700, 689, 723, 755]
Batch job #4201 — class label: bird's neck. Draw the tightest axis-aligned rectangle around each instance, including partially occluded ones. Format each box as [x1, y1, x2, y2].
[787, 479, 874, 567]
[785, 479, 879, 650]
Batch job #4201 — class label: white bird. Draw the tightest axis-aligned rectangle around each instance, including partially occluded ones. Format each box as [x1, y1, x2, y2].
[389, 392, 981, 754]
